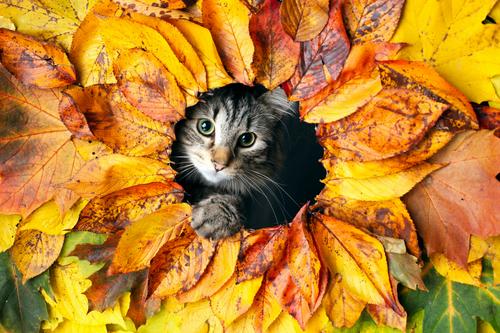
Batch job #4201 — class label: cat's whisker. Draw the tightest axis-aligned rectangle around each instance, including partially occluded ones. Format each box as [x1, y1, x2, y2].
[249, 170, 300, 208]
[242, 174, 280, 226]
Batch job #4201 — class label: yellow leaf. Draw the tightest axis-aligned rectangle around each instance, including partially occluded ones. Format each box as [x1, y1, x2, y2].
[312, 214, 398, 308]
[0, 214, 20, 252]
[468, 236, 489, 263]
[168, 19, 233, 90]
[304, 305, 335, 333]
[65, 154, 175, 198]
[485, 236, 500, 285]
[10, 229, 64, 282]
[19, 199, 87, 235]
[0, 0, 98, 50]
[323, 163, 443, 201]
[267, 311, 303, 333]
[392, 0, 500, 103]
[177, 236, 241, 303]
[210, 274, 263, 327]
[109, 204, 191, 274]
[431, 253, 482, 286]
[0, 16, 15, 30]
[280, 0, 329, 42]
[43, 262, 127, 328]
[202, 0, 255, 85]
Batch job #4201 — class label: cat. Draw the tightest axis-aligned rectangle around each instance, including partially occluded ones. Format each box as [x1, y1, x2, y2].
[171, 83, 297, 240]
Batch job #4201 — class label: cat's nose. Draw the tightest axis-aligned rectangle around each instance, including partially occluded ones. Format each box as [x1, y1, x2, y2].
[213, 162, 226, 172]
[211, 146, 231, 172]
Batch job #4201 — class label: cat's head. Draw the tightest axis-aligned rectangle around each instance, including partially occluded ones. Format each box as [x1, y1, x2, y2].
[173, 84, 295, 193]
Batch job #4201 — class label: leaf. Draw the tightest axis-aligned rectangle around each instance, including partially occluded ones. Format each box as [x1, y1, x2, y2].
[10, 229, 64, 282]
[168, 19, 233, 90]
[71, 13, 199, 94]
[405, 130, 500, 266]
[430, 254, 482, 287]
[236, 225, 288, 283]
[0, 29, 76, 88]
[316, 197, 421, 258]
[249, 0, 300, 90]
[113, 0, 189, 11]
[63, 85, 175, 157]
[75, 182, 184, 234]
[202, 0, 255, 85]
[401, 265, 500, 333]
[322, 274, 366, 328]
[109, 203, 191, 274]
[0, 65, 83, 217]
[65, 154, 175, 198]
[113, 49, 186, 123]
[378, 60, 478, 131]
[0, 0, 98, 51]
[0, 252, 49, 333]
[311, 214, 399, 310]
[279, 0, 329, 42]
[476, 105, 500, 130]
[0, 215, 20, 252]
[343, 0, 405, 44]
[284, 2, 350, 100]
[387, 253, 426, 291]
[210, 274, 263, 327]
[317, 88, 449, 161]
[177, 235, 241, 303]
[322, 163, 443, 201]
[392, 0, 500, 103]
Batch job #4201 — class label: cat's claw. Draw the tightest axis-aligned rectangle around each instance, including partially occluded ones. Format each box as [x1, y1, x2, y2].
[191, 199, 242, 240]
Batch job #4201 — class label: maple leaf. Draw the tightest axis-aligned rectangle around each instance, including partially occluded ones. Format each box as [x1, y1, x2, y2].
[392, 0, 500, 103]
[405, 130, 500, 266]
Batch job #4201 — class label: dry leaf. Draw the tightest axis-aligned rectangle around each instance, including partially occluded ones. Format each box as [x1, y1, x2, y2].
[280, 0, 329, 42]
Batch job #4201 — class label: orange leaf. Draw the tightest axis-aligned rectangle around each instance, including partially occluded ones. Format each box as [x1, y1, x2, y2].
[476, 105, 500, 130]
[149, 230, 216, 298]
[63, 85, 174, 157]
[236, 225, 288, 283]
[202, 0, 255, 85]
[177, 234, 241, 303]
[113, 0, 188, 12]
[311, 214, 399, 312]
[109, 203, 191, 274]
[279, 0, 329, 42]
[405, 130, 500, 266]
[366, 276, 406, 331]
[284, 2, 349, 100]
[0, 29, 76, 88]
[65, 154, 174, 198]
[75, 182, 184, 234]
[113, 49, 186, 123]
[249, 0, 300, 90]
[317, 88, 448, 161]
[322, 274, 366, 328]
[10, 229, 64, 282]
[0, 65, 83, 217]
[379, 60, 478, 131]
[343, 0, 405, 44]
[59, 92, 94, 140]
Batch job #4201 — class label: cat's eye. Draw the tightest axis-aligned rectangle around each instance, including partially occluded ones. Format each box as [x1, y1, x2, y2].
[197, 118, 215, 136]
[238, 132, 256, 147]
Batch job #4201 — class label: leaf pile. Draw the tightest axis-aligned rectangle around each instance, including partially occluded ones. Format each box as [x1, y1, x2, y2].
[0, 0, 498, 332]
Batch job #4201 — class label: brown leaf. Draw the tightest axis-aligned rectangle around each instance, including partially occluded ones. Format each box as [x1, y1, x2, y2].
[202, 0, 255, 85]
[317, 197, 421, 258]
[10, 229, 64, 282]
[70, 232, 121, 264]
[249, 0, 300, 90]
[109, 203, 191, 274]
[113, 0, 190, 12]
[366, 276, 406, 331]
[343, 0, 405, 44]
[75, 182, 184, 234]
[0, 29, 76, 88]
[475, 105, 500, 130]
[63, 85, 175, 157]
[113, 49, 186, 123]
[236, 225, 288, 283]
[284, 2, 350, 100]
[317, 88, 448, 161]
[59, 92, 95, 139]
[0, 65, 83, 217]
[405, 130, 500, 266]
[280, 0, 329, 42]
[379, 60, 478, 131]
[149, 230, 216, 298]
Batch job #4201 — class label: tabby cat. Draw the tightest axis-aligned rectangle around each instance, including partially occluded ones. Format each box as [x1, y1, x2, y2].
[172, 84, 296, 240]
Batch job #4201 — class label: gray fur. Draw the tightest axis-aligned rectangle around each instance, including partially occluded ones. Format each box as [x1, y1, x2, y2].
[172, 84, 295, 240]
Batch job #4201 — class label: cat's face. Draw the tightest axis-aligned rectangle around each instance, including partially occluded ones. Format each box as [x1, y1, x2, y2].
[173, 84, 293, 193]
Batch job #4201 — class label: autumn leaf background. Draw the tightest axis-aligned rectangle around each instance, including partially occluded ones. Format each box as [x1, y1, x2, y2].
[0, 0, 498, 332]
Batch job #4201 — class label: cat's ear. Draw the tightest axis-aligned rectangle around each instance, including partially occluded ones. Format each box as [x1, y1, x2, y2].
[258, 88, 297, 118]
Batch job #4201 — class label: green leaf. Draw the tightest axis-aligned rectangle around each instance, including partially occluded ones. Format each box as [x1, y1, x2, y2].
[332, 312, 401, 333]
[0, 252, 49, 333]
[59, 231, 107, 278]
[401, 261, 499, 333]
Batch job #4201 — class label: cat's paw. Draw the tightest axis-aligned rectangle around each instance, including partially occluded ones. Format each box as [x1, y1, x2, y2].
[191, 200, 242, 240]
